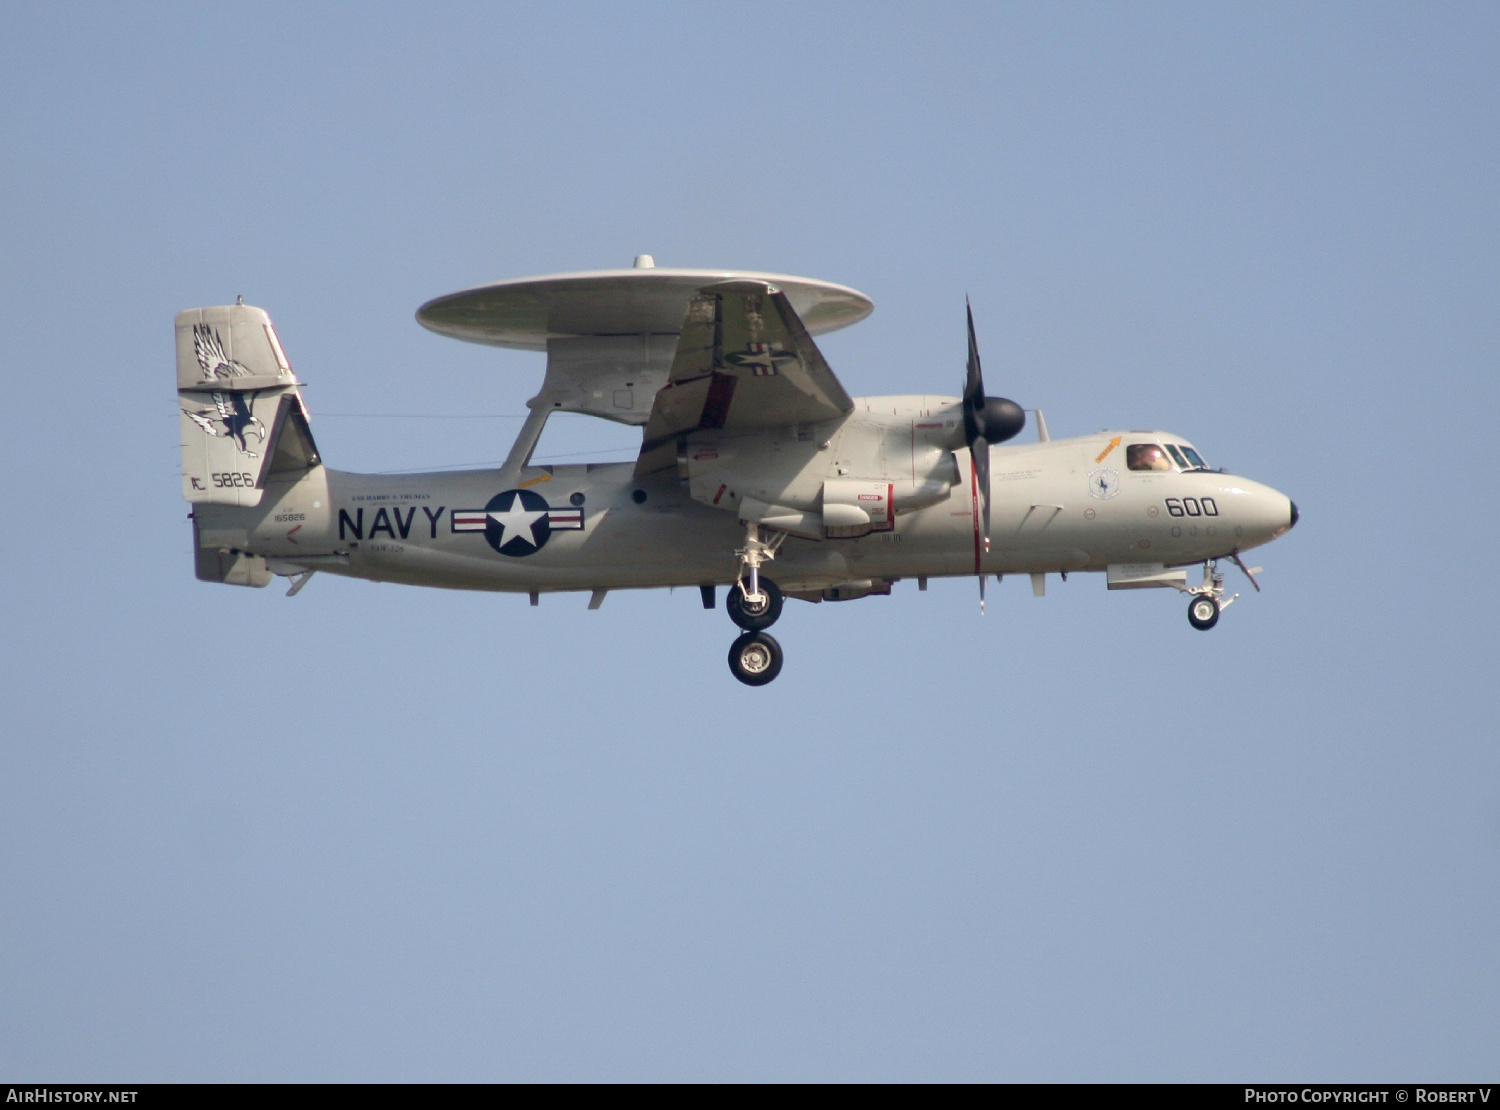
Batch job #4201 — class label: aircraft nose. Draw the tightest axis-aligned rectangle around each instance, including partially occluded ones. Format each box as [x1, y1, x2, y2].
[1243, 484, 1297, 544]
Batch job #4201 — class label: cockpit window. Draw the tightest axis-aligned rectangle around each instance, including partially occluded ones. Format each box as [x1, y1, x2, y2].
[1180, 445, 1208, 469]
[1127, 443, 1173, 472]
[1164, 444, 1189, 468]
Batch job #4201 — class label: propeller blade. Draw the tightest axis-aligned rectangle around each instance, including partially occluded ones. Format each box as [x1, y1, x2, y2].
[979, 567, 986, 615]
[965, 298, 985, 412]
[963, 300, 986, 462]
[964, 300, 991, 550]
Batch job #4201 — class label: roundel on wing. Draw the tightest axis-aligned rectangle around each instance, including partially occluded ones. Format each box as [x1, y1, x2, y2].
[484, 488, 553, 556]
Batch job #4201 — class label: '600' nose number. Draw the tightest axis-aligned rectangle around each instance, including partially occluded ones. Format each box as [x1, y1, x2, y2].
[1165, 497, 1217, 517]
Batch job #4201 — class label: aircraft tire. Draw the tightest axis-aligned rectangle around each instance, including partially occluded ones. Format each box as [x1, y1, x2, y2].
[727, 578, 783, 631]
[1188, 596, 1220, 631]
[728, 632, 783, 686]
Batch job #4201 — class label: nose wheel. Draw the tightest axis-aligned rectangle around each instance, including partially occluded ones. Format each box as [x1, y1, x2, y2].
[1187, 595, 1220, 630]
[1181, 560, 1237, 630]
[729, 631, 783, 686]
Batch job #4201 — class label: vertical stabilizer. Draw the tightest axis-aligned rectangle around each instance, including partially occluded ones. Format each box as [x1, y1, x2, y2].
[176, 305, 318, 506]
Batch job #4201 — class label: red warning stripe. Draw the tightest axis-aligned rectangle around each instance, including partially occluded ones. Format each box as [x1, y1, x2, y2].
[699, 372, 737, 429]
[970, 456, 983, 574]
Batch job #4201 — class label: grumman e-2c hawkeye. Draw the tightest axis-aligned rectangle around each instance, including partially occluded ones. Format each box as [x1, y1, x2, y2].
[178, 257, 1298, 686]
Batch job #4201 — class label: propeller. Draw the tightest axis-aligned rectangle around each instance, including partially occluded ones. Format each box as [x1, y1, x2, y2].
[963, 300, 1025, 610]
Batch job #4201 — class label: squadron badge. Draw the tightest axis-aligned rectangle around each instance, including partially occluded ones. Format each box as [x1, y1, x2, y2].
[1088, 467, 1121, 500]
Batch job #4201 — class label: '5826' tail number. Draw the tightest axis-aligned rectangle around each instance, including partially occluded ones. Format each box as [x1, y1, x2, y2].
[1165, 497, 1217, 517]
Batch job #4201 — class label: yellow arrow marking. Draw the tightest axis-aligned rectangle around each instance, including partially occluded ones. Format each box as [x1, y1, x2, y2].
[1095, 436, 1121, 464]
[518, 473, 553, 488]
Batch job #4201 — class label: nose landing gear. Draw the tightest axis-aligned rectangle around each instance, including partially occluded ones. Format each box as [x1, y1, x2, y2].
[1183, 561, 1236, 630]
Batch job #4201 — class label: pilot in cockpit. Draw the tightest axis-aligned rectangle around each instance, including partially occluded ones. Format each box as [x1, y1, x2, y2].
[1127, 443, 1173, 472]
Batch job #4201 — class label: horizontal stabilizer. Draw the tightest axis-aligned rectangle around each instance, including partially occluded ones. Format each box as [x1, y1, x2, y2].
[192, 519, 271, 587]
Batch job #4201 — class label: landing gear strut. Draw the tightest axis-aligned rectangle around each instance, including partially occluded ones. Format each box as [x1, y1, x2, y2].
[725, 523, 789, 683]
[733, 525, 784, 616]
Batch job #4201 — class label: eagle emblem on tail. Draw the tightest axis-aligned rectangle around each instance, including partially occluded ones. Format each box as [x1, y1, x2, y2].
[182, 325, 266, 455]
[192, 324, 252, 381]
[182, 391, 267, 456]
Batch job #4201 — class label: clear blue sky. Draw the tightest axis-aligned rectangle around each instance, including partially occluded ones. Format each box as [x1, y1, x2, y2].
[2, 1, 1496, 1081]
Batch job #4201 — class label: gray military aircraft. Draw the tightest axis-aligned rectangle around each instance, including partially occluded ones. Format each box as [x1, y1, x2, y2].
[177, 257, 1297, 685]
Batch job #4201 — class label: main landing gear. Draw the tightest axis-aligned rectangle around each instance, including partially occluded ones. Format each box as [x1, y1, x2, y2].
[726, 523, 788, 686]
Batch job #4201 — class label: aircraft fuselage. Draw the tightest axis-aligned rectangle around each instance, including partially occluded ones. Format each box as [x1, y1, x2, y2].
[193, 397, 1295, 600]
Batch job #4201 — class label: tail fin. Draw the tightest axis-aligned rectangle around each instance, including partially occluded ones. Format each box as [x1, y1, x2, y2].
[176, 304, 320, 507]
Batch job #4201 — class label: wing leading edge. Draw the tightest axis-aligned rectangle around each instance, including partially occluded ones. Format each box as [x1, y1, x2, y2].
[634, 281, 854, 475]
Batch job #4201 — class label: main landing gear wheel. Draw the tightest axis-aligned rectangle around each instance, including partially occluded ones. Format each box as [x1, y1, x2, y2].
[728, 632, 783, 686]
[1188, 595, 1220, 631]
[727, 578, 783, 631]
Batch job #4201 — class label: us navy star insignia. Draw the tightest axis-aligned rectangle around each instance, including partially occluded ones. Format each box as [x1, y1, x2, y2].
[725, 342, 796, 377]
[452, 488, 583, 556]
[489, 495, 547, 548]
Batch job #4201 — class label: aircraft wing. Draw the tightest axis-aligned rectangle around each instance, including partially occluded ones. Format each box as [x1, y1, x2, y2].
[635, 281, 855, 475]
